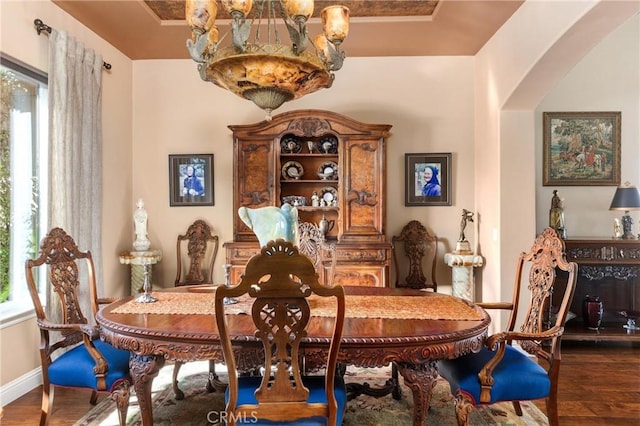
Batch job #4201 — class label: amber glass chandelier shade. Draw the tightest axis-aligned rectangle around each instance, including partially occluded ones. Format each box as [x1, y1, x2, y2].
[321, 5, 349, 43]
[185, 0, 217, 31]
[221, 0, 253, 16]
[283, 0, 314, 22]
[314, 34, 329, 58]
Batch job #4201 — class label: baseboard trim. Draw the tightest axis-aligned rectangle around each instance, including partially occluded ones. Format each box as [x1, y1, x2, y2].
[0, 368, 42, 407]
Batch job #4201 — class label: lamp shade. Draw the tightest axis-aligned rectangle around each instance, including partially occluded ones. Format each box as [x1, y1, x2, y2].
[609, 183, 640, 210]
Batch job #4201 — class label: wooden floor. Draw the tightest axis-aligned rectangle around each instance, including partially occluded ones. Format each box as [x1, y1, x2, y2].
[1, 342, 639, 425]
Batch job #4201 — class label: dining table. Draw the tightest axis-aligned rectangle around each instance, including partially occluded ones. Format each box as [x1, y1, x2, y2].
[97, 285, 490, 425]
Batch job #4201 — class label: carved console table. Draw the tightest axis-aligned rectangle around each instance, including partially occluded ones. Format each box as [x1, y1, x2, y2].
[555, 238, 640, 342]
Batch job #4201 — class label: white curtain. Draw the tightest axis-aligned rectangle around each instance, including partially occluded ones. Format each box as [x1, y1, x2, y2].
[47, 29, 103, 323]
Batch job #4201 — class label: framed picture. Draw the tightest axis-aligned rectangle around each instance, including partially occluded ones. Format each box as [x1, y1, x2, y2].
[169, 154, 214, 206]
[543, 111, 621, 186]
[405, 153, 452, 206]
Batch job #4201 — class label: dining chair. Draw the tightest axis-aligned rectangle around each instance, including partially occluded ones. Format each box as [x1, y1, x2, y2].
[297, 221, 337, 285]
[25, 227, 131, 426]
[172, 219, 220, 399]
[387, 220, 439, 399]
[437, 227, 578, 426]
[391, 220, 438, 291]
[215, 239, 347, 426]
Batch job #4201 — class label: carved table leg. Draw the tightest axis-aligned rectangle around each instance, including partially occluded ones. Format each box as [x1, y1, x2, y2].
[130, 353, 165, 426]
[395, 361, 438, 426]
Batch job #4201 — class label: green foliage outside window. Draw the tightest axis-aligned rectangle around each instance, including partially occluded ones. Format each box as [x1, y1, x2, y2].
[0, 69, 15, 302]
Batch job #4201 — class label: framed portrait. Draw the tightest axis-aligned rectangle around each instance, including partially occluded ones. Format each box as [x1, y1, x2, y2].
[405, 153, 452, 206]
[543, 111, 621, 186]
[169, 154, 214, 206]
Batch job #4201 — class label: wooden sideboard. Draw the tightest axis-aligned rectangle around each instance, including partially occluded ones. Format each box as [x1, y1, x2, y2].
[555, 238, 640, 342]
[225, 110, 392, 287]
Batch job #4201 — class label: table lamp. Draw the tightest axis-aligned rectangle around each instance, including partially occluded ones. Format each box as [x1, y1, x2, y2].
[609, 182, 640, 239]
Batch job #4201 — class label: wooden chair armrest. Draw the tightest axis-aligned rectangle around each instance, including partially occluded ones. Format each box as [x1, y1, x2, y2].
[476, 302, 513, 310]
[37, 319, 82, 333]
[37, 319, 100, 339]
[485, 326, 563, 349]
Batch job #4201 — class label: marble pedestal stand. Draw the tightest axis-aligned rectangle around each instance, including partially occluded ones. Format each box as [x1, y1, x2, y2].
[119, 250, 162, 297]
[444, 241, 484, 301]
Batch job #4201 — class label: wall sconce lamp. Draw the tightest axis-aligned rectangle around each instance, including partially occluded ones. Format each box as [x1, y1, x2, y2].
[609, 182, 640, 239]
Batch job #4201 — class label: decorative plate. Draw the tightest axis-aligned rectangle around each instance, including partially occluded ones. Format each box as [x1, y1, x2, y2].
[320, 186, 338, 204]
[281, 161, 304, 180]
[280, 136, 302, 154]
[317, 161, 338, 180]
[316, 136, 338, 154]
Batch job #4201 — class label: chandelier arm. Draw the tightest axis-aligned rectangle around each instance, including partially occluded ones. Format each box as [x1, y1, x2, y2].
[325, 42, 345, 71]
[230, 11, 252, 52]
[284, 19, 308, 55]
[186, 31, 212, 63]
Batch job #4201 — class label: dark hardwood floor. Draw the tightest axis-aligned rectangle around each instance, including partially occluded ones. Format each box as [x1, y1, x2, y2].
[1, 342, 639, 425]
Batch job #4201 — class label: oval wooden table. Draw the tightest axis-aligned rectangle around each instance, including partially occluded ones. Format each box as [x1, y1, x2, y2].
[97, 286, 490, 425]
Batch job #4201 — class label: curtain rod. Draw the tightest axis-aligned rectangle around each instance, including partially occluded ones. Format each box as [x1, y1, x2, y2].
[34, 19, 112, 70]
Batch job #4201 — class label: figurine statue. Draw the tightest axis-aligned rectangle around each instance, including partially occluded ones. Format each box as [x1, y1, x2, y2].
[614, 218, 623, 239]
[549, 190, 567, 239]
[133, 198, 151, 251]
[311, 191, 320, 207]
[458, 209, 474, 242]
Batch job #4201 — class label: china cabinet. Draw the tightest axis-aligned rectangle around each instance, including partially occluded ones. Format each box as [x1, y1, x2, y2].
[224, 110, 392, 286]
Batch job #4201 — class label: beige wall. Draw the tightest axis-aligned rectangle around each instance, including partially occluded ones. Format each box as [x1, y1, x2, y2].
[1, 0, 639, 398]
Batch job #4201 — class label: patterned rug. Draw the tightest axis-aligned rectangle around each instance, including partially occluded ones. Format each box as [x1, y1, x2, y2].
[75, 361, 548, 425]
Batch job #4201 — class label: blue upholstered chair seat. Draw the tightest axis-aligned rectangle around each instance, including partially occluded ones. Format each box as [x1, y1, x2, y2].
[226, 375, 347, 425]
[48, 340, 130, 391]
[438, 345, 550, 405]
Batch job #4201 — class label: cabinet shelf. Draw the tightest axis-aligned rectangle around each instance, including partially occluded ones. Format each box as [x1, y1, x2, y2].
[295, 206, 339, 212]
[281, 180, 339, 184]
[281, 153, 338, 158]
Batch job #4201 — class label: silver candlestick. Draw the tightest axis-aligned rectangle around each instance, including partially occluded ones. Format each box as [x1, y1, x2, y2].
[222, 263, 238, 305]
[136, 264, 158, 303]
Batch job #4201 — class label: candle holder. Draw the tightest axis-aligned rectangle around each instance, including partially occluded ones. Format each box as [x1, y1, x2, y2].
[222, 263, 238, 305]
[136, 264, 158, 303]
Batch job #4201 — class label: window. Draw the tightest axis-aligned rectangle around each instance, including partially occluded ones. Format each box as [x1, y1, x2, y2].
[0, 55, 48, 322]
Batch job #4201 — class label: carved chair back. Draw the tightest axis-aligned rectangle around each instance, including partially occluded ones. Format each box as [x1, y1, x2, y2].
[215, 240, 346, 425]
[297, 221, 337, 285]
[391, 220, 438, 291]
[175, 219, 219, 286]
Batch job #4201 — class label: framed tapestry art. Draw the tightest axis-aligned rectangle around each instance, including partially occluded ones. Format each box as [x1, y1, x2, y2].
[169, 154, 214, 206]
[543, 111, 621, 186]
[405, 153, 452, 206]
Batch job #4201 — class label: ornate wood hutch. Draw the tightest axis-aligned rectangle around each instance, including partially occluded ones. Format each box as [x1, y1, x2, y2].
[224, 110, 392, 286]
[554, 238, 640, 342]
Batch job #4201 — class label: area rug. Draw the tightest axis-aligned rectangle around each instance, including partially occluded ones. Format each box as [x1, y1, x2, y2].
[75, 361, 548, 425]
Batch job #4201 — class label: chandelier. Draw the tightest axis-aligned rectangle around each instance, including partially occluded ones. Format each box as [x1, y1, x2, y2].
[185, 0, 350, 120]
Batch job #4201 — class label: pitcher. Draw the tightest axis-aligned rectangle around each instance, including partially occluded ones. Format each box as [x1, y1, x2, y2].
[318, 214, 335, 237]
